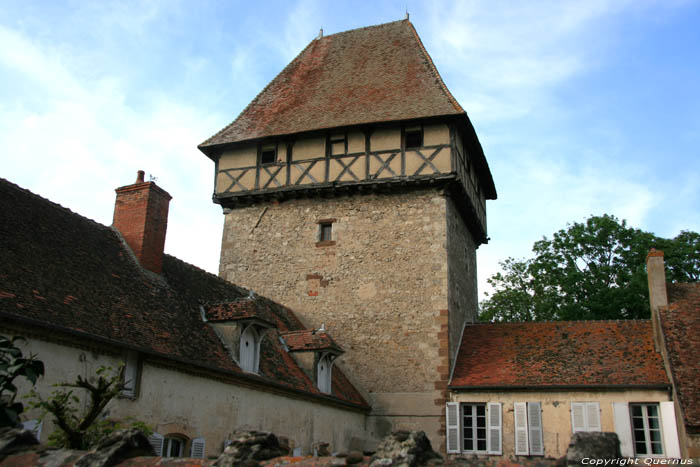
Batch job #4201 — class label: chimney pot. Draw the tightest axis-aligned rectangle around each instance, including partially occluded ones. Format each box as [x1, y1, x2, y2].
[136, 170, 145, 183]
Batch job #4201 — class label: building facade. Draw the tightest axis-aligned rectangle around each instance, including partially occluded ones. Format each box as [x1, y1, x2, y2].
[198, 20, 497, 448]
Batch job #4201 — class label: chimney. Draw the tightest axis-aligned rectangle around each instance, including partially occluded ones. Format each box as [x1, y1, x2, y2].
[113, 170, 172, 274]
[646, 249, 668, 351]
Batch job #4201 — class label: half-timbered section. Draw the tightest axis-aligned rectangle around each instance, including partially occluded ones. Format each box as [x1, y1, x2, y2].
[199, 19, 497, 452]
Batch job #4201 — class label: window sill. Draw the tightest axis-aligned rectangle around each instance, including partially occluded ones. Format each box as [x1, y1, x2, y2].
[315, 241, 336, 247]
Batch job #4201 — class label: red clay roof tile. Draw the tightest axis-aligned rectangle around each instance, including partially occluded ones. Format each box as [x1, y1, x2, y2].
[661, 283, 700, 428]
[199, 20, 463, 149]
[0, 178, 367, 409]
[450, 320, 669, 389]
[280, 329, 343, 353]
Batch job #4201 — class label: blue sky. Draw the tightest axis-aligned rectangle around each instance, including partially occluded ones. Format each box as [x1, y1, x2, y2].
[1, 0, 698, 299]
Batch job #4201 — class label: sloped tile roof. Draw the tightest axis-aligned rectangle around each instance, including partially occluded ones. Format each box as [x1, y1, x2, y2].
[0, 178, 367, 408]
[661, 283, 700, 428]
[450, 320, 669, 389]
[200, 20, 463, 149]
[280, 329, 343, 353]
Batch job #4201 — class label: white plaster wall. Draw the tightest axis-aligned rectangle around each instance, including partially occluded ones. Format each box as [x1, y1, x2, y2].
[14, 337, 367, 458]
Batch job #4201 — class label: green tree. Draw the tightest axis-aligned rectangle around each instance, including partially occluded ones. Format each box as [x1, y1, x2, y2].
[479, 215, 699, 322]
[0, 335, 44, 428]
[28, 365, 147, 449]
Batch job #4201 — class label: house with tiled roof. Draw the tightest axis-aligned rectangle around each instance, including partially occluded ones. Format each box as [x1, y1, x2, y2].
[0, 173, 369, 458]
[647, 251, 700, 458]
[444, 249, 700, 460]
[199, 18, 496, 451]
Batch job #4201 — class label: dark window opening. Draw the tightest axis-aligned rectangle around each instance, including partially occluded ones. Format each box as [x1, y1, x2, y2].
[462, 403, 487, 452]
[320, 223, 332, 242]
[405, 128, 423, 149]
[261, 148, 276, 165]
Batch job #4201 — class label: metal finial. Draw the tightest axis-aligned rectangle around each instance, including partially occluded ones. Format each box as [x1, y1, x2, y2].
[318, 28, 323, 39]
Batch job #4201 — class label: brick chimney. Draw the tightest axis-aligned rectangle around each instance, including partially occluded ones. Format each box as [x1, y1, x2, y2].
[113, 170, 172, 274]
[646, 248, 668, 350]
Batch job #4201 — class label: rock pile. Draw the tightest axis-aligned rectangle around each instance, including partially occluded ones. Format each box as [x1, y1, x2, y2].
[370, 430, 441, 467]
[215, 430, 290, 467]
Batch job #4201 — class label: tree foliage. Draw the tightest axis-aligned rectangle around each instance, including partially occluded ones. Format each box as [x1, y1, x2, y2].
[0, 335, 44, 428]
[479, 215, 699, 322]
[28, 365, 135, 449]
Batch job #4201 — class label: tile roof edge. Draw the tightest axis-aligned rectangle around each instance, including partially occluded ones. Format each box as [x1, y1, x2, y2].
[406, 21, 464, 114]
[448, 383, 672, 391]
[198, 35, 318, 151]
[0, 177, 112, 233]
[164, 254, 249, 296]
[1, 311, 370, 411]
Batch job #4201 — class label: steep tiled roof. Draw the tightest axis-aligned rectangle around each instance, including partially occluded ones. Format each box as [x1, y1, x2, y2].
[200, 20, 463, 149]
[0, 178, 367, 408]
[450, 321, 669, 389]
[661, 283, 700, 428]
[281, 329, 343, 353]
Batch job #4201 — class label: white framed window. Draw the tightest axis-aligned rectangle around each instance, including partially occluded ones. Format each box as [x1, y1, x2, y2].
[613, 401, 680, 458]
[446, 402, 502, 455]
[317, 352, 333, 394]
[630, 403, 664, 456]
[240, 324, 262, 373]
[163, 435, 187, 457]
[571, 402, 601, 433]
[514, 402, 544, 456]
[121, 350, 140, 397]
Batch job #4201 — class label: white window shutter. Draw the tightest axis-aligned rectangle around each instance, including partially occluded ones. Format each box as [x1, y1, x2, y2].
[487, 402, 502, 455]
[514, 402, 530, 455]
[571, 403, 586, 433]
[613, 402, 634, 457]
[586, 402, 601, 432]
[528, 402, 544, 456]
[148, 432, 164, 456]
[446, 402, 461, 453]
[660, 401, 681, 458]
[190, 437, 206, 458]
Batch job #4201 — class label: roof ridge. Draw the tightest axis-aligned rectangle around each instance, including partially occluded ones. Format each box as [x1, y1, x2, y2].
[0, 177, 112, 233]
[471, 319, 652, 326]
[406, 21, 464, 114]
[321, 18, 407, 39]
[164, 255, 249, 296]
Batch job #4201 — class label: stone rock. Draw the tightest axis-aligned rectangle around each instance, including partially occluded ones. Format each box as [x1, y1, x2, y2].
[566, 432, 621, 466]
[75, 428, 155, 467]
[370, 431, 441, 467]
[346, 450, 364, 465]
[0, 427, 39, 461]
[215, 430, 290, 467]
[314, 441, 331, 457]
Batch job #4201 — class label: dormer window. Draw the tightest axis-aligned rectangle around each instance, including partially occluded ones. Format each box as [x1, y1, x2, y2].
[261, 143, 277, 165]
[317, 352, 334, 394]
[405, 125, 423, 149]
[240, 324, 262, 373]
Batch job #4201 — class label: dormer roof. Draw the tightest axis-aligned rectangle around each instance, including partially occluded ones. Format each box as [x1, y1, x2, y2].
[280, 329, 343, 354]
[199, 20, 463, 151]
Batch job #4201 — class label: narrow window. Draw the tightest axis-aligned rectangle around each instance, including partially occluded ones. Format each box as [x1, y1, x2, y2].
[405, 126, 423, 149]
[261, 143, 276, 165]
[240, 325, 261, 373]
[320, 223, 332, 242]
[630, 403, 664, 456]
[121, 350, 140, 397]
[462, 403, 488, 452]
[317, 353, 333, 394]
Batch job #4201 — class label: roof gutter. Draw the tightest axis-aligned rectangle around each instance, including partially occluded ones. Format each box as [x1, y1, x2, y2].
[0, 311, 370, 413]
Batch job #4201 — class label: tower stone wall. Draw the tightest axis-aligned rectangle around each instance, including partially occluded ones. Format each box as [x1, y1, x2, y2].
[219, 188, 478, 445]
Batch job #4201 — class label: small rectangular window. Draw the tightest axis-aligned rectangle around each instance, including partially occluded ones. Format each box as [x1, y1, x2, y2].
[261, 144, 276, 164]
[320, 223, 332, 242]
[405, 126, 423, 149]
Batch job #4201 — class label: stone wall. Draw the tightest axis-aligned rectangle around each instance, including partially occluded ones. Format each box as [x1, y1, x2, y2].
[219, 188, 477, 447]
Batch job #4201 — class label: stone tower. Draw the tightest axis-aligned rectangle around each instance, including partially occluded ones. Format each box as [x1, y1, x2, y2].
[198, 20, 496, 449]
